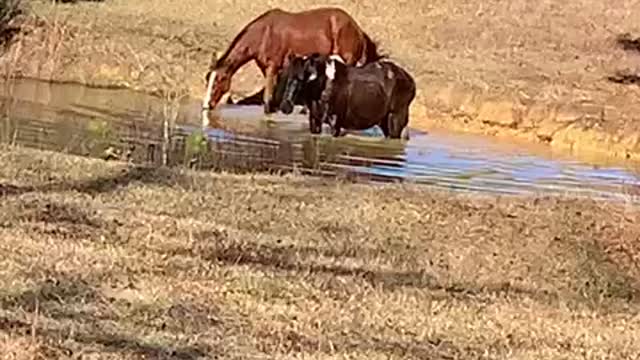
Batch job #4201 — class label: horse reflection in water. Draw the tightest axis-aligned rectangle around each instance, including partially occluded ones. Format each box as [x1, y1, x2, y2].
[184, 111, 409, 178]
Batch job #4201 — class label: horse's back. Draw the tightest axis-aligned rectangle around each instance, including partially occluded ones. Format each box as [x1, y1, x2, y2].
[260, 7, 287, 17]
[278, 6, 359, 27]
[389, 61, 415, 84]
[347, 62, 387, 83]
[346, 60, 416, 108]
[333, 63, 390, 124]
[295, 7, 354, 19]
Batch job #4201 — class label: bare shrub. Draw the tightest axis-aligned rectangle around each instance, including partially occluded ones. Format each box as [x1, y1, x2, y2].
[0, 0, 22, 47]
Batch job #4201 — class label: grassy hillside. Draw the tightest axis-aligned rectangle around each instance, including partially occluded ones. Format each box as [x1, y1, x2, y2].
[0, 144, 639, 358]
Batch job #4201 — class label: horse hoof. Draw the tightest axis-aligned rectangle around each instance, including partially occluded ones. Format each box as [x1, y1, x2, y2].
[400, 127, 410, 141]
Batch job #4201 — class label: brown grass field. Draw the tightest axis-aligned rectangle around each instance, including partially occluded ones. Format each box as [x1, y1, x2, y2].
[1, 145, 640, 359]
[2, 1, 640, 358]
[3, 0, 640, 160]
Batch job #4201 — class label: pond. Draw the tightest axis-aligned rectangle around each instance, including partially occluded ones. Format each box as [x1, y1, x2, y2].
[1, 78, 639, 202]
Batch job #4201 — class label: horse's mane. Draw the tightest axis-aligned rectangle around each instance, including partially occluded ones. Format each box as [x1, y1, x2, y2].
[212, 9, 281, 69]
[362, 32, 389, 62]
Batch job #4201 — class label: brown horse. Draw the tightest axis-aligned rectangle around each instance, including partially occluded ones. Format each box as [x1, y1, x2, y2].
[202, 7, 384, 116]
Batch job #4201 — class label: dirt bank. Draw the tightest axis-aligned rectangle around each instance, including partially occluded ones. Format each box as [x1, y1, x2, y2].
[3, 0, 640, 163]
[0, 144, 639, 358]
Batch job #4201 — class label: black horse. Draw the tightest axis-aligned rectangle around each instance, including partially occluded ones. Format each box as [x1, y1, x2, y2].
[225, 67, 307, 114]
[278, 53, 415, 139]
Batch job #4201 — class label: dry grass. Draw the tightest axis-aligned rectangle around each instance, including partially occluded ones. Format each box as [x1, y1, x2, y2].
[1, 144, 639, 358]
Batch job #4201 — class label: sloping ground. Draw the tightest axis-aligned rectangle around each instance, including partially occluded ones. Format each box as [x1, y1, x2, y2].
[3, 0, 640, 160]
[0, 144, 640, 358]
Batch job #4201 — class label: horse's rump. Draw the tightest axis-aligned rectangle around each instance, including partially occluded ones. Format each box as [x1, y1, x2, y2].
[379, 62, 416, 105]
[345, 80, 388, 121]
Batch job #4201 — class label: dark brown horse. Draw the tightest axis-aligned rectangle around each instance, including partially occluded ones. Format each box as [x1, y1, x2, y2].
[224, 67, 308, 114]
[202, 7, 384, 115]
[279, 53, 415, 140]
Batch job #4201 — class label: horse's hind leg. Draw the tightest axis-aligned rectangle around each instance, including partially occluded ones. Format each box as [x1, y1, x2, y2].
[330, 116, 342, 137]
[387, 108, 409, 139]
[379, 116, 390, 137]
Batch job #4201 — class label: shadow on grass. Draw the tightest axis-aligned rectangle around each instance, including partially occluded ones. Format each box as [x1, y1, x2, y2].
[616, 33, 640, 53]
[253, 326, 479, 359]
[0, 0, 23, 49]
[0, 272, 214, 359]
[154, 227, 640, 312]
[162, 237, 555, 304]
[3, 199, 117, 240]
[53, 0, 105, 3]
[0, 269, 479, 359]
[0, 165, 189, 198]
[0, 316, 211, 360]
[607, 70, 640, 86]
[608, 33, 640, 86]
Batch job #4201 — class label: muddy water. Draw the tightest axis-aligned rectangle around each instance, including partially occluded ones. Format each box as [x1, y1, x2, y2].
[1, 78, 640, 202]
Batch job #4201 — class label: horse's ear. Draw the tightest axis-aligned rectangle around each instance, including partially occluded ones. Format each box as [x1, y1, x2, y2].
[209, 50, 224, 68]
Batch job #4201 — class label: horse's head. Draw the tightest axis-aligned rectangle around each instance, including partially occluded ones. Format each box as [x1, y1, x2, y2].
[302, 53, 346, 88]
[279, 54, 312, 114]
[203, 51, 230, 110]
[279, 53, 345, 116]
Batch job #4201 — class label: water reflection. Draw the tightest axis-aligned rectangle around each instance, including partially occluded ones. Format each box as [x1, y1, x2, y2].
[1, 78, 640, 202]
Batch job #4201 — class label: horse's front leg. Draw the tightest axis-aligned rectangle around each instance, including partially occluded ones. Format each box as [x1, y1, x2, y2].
[332, 125, 341, 137]
[326, 114, 337, 130]
[307, 101, 323, 134]
[331, 115, 342, 137]
[263, 65, 277, 114]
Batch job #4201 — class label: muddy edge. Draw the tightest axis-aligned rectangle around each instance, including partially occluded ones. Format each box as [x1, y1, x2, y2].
[2, 2, 640, 163]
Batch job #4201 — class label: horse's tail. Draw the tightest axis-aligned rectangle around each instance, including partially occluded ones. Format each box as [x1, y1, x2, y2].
[361, 31, 386, 64]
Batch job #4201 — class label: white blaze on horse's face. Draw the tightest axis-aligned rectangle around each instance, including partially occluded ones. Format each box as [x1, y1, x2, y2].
[325, 54, 345, 81]
[203, 70, 216, 110]
[325, 59, 336, 80]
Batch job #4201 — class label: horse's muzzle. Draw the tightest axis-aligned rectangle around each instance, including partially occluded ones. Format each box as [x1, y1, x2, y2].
[309, 118, 323, 134]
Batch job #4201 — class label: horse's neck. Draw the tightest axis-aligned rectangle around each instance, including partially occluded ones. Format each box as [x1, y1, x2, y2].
[216, 26, 263, 73]
[218, 51, 254, 75]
